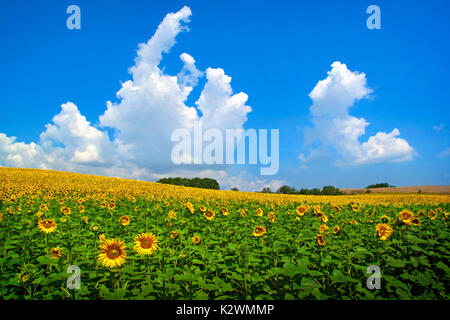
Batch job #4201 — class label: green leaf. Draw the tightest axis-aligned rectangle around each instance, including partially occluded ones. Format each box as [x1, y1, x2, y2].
[385, 256, 406, 268]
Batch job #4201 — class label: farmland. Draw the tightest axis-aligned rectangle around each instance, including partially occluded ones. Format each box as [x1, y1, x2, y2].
[0, 167, 449, 300]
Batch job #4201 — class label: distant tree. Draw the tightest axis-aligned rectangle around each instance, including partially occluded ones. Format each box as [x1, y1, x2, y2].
[231, 187, 239, 191]
[366, 182, 395, 189]
[277, 185, 297, 194]
[157, 177, 220, 190]
[297, 188, 311, 195]
[321, 185, 343, 195]
[261, 187, 272, 193]
[311, 188, 322, 195]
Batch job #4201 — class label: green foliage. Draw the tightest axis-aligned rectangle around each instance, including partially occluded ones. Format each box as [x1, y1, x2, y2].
[366, 183, 395, 189]
[157, 177, 220, 190]
[276, 185, 344, 195]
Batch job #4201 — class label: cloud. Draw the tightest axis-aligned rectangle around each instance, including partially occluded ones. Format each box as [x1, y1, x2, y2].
[0, 6, 256, 188]
[222, 172, 284, 192]
[433, 123, 444, 131]
[301, 61, 415, 165]
[438, 148, 450, 158]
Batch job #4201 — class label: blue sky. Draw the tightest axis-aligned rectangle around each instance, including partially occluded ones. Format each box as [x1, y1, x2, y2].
[0, 0, 449, 190]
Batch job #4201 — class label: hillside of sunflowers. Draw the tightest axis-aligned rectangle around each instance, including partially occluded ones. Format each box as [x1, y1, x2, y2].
[0, 167, 449, 300]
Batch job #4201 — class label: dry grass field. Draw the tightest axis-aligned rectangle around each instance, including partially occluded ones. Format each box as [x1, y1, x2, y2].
[341, 185, 450, 195]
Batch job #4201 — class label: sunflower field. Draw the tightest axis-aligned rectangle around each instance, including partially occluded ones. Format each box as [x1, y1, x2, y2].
[0, 167, 449, 300]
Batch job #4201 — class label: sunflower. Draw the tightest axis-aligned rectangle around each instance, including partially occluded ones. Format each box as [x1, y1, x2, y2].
[120, 215, 130, 226]
[108, 202, 115, 210]
[204, 210, 215, 220]
[78, 205, 85, 213]
[313, 205, 322, 216]
[252, 226, 266, 237]
[50, 247, 62, 259]
[170, 230, 179, 239]
[61, 206, 71, 216]
[221, 207, 230, 216]
[240, 208, 247, 217]
[398, 210, 414, 225]
[296, 205, 307, 216]
[349, 220, 356, 225]
[333, 205, 341, 212]
[39, 204, 49, 211]
[98, 239, 127, 268]
[199, 206, 207, 213]
[333, 225, 340, 235]
[410, 218, 421, 226]
[186, 202, 195, 214]
[0, 211, 3, 223]
[379, 215, 391, 223]
[37, 219, 57, 234]
[99, 234, 107, 243]
[319, 224, 329, 234]
[92, 225, 99, 232]
[321, 214, 329, 223]
[36, 211, 44, 219]
[316, 234, 326, 246]
[268, 212, 276, 223]
[82, 216, 88, 224]
[256, 208, 264, 217]
[167, 210, 177, 220]
[192, 235, 201, 244]
[134, 233, 159, 255]
[376, 223, 393, 240]
[428, 210, 437, 220]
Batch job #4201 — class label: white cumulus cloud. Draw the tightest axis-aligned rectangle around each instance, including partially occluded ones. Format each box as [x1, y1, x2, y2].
[301, 61, 415, 165]
[0, 6, 280, 191]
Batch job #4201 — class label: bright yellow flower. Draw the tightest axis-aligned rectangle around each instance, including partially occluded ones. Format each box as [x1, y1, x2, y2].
[316, 234, 326, 246]
[268, 212, 276, 223]
[61, 206, 71, 216]
[98, 239, 127, 268]
[333, 225, 340, 234]
[120, 215, 130, 226]
[192, 235, 201, 244]
[204, 210, 215, 220]
[167, 210, 176, 220]
[256, 208, 263, 217]
[252, 226, 266, 237]
[319, 224, 329, 234]
[376, 223, 393, 240]
[37, 219, 57, 234]
[134, 233, 159, 255]
[50, 247, 62, 259]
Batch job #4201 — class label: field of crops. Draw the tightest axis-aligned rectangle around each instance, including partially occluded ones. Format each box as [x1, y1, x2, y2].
[0, 167, 449, 300]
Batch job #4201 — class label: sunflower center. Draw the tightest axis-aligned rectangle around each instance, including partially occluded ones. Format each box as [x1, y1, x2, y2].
[140, 239, 152, 249]
[107, 248, 120, 259]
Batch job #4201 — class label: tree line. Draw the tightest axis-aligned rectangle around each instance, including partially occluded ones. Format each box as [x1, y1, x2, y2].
[259, 185, 344, 195]
[366, 182, 395, 189]
[157, 177, 220, 190]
